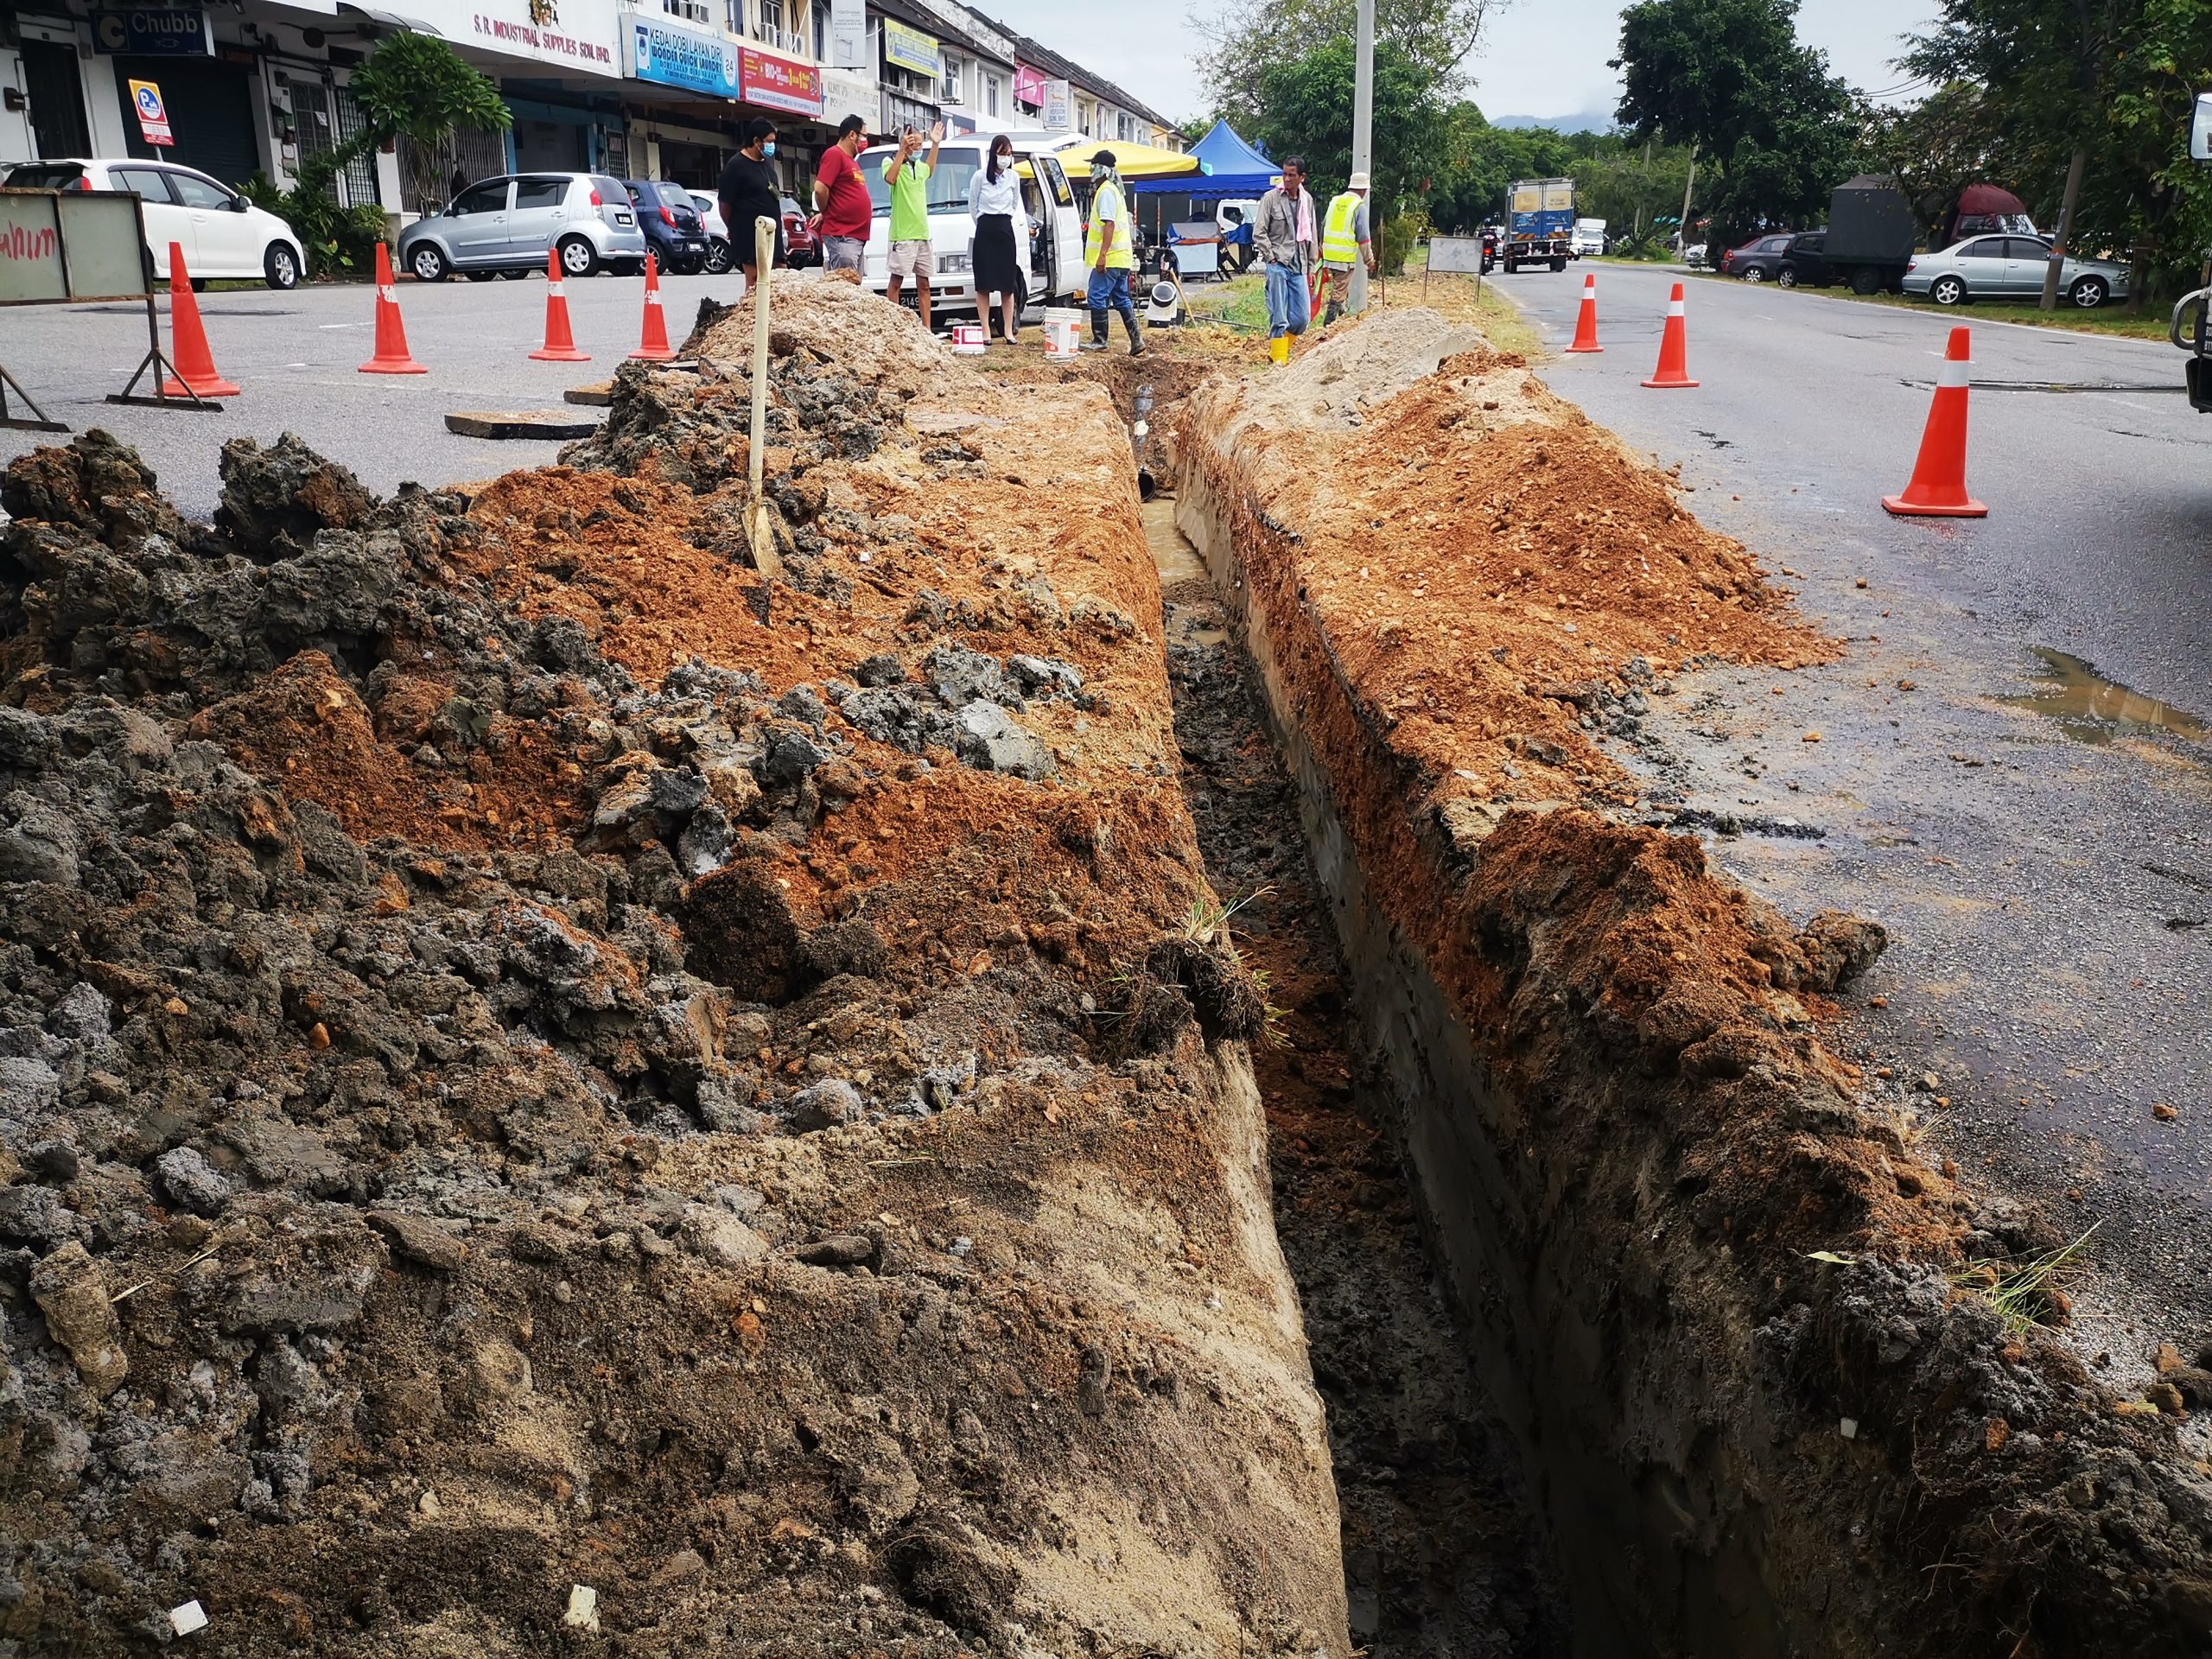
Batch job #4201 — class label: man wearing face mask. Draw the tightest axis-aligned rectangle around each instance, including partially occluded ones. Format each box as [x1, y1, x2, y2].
[717, 117, 785, 293]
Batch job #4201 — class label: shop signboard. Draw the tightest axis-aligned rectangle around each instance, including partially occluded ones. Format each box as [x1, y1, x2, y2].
[470, 0, 620, 76]
[1014, 62, 1046, 108]
[830, 0, 867, 69]
[741, 45, 822, 116]
[623, 14, 740, 99]
[129, 80, 175, 147]
[880, 18, 939, 78]
[1041, 78, 1071, 131]
[92, 9, 213, 55]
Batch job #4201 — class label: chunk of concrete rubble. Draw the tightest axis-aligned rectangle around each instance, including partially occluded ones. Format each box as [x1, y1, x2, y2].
[156, 1147, 232, 1217]
[957, 701, 1055, 779]
[678, 1205, 769, 1267]
[563, 1585, 601, 1633]
[29, 1241, 128, 1397]
[367, 1211, 469, 1272]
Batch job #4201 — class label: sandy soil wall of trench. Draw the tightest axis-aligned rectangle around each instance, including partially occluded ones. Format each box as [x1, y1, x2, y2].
[0, 284, 1347, 1657]
[1173, 311, 2212, 1659]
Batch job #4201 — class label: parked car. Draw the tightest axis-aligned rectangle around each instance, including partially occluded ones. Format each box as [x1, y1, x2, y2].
[688, 194, 734, 274]
[1681, 240, 1707, 269]
[781, 195, 818, 267]
[621, 179, 709, 276]
[397, 172, 643, 283]
[855, 138, 1090, 321]
[1721, 232, 1796, 281]
[1777, 231, 1832, 288]
[1904, 234, 2129, 308]
[3, 157, 306, 289]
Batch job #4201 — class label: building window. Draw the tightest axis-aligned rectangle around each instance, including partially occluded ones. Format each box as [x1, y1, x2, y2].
[813, 2, 826, 59]
[985, 74, 999, 117]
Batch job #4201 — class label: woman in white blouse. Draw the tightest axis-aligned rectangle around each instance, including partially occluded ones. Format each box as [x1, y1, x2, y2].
[968, 136, 1031, 344]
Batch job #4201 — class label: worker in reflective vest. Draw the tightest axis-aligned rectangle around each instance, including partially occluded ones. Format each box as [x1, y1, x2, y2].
[1319, 172, 1376, 325]
[1084, 150, 1142, 356]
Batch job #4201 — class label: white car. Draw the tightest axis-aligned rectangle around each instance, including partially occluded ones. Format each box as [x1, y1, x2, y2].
[855, 139, 1091, 320]
[688, 192, 735, 276]
[3, 157, 307, 289]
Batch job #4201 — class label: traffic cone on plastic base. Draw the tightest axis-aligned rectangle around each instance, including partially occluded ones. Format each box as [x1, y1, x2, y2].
[1564, 272, 1603, 353]
[158, 244, 240, 398]
[1642, 282, 1697, 387]
[359, 244, 427, 374]
[1884, 327, 1986, 517]
[530, 249, 589, 361]
[628, 253, 676, 362]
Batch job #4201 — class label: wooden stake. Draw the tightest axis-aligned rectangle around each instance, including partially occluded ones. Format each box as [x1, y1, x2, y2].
[746, 214, 784, 582]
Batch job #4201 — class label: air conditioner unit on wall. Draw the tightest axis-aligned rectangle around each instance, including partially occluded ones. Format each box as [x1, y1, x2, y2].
[679, 1, 709, 21]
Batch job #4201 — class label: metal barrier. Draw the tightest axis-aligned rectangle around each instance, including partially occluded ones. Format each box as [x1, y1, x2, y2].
[0, 187, 213, 433]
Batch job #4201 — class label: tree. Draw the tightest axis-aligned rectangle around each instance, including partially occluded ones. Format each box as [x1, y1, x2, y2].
[1248, 37, 1448, 208]
[1612, 0, 1856, 243]
[346, 30, 512, 213]
[1197, 0, 1495, 133]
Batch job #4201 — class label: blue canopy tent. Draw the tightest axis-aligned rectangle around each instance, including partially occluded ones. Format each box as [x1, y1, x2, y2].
[1128, 119, 1279, 278]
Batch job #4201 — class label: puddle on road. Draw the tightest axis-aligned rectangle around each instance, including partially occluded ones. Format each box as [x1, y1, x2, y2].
[1999, 646, 2209, 746]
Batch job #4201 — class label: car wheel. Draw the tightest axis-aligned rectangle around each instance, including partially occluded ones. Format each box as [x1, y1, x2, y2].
[1776, 266, 1798, 288]
[264, 242, 302, 290]
[1929, 274, 1967, 306]
[557, 235, 599, 279]
[189, 276, 207, 293]
[2069, 274, 2109, 308]
[1503, 259, 1517, 274]
[410, 243, 450, 283]
[1550, 257, 1566, 271]
[1850, 267, 1883, 296]
[1742, 265, 1765, 283]
[704, 236, 734, 275]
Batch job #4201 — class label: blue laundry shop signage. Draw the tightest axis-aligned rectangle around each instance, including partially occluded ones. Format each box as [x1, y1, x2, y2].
[622, 16, 739, 98]
[92, 9, 213, 54]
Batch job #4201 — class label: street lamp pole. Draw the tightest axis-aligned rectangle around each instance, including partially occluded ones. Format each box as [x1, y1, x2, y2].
[1348, 0, 1374, 314]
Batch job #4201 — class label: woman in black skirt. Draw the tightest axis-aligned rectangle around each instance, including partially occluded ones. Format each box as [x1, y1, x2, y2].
[966, 134, 1029, 343]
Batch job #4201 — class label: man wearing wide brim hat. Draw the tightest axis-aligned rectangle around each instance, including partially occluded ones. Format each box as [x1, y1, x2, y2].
[1319, 170, 1376, 326]
[1082, 149, 1143, 355]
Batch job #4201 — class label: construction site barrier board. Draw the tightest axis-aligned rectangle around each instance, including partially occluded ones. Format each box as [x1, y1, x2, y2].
[0, 187, 213, 431]
[1427, 235, 1488, 276]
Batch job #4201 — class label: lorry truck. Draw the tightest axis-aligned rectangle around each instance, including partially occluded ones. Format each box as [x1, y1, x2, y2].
[1820, 175, 1920, 294]
[1503, 178, 1573, 271]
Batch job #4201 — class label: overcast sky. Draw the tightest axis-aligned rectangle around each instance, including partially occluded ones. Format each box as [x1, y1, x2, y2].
[982, 0, 1943, 128]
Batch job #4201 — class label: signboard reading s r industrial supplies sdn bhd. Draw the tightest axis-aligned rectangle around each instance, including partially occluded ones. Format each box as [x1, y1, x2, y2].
[130, 81, 175, 147]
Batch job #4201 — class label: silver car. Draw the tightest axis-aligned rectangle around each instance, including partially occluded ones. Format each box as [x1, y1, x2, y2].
[397, 171, 646, 282]
[1904, 234, 2130, 309]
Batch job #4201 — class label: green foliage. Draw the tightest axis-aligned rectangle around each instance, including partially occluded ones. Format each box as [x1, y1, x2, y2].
[1613, 0, 1856, 241]
[1902, 0, 2212, 300]
[1198, 0, 1494, 127]
[1248, 36, 1446, 208]
[1380, 211, 1420, 273]
[346, 30, 511, 213]
[239, 168, 387, 279]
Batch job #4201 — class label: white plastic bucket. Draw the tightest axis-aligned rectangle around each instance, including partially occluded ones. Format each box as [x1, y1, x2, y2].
[949, 321, 987, 355]
[1042, 307, 1082, 359]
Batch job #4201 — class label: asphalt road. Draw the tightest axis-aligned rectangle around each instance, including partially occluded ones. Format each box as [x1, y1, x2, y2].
[0, 266, 759, 518]
[1503, 261, 2212, 1358]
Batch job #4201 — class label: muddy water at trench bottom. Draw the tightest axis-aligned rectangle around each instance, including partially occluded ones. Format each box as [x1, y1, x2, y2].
[1146, 497, 1568, 1656]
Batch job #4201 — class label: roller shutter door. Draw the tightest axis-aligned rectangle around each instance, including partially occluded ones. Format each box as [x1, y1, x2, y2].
[111, 55, 261, 185]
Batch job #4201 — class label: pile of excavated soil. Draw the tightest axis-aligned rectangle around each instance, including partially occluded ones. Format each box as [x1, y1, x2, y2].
[1176, 308, 2212, 1657]
[0, 283, 1351, 1656]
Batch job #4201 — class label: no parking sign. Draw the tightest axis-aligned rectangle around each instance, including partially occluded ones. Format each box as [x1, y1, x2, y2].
[129, 79, 175, 147]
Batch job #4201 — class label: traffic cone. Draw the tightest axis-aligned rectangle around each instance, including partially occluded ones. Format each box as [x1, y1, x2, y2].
[530, 248, 589, 362]
[1642, 282, 1697, 387]
[158, 243, 240, 398]
[1883, 327, 1986, 518]
[628, 252, 676, 361]
[1564, 272, 1602, 353]
[359, 244, 427, 374]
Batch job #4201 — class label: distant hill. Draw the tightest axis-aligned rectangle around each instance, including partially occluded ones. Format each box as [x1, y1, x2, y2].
[1491, 106, 1620, 134]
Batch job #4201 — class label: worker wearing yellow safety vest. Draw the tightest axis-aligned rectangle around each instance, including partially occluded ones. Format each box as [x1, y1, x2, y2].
[1083, 149, 1143, 356]
[1319, 172, 1376, 326]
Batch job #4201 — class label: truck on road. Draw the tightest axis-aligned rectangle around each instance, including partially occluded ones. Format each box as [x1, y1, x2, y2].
[1820, 175, 1920, 294]
[1503, 178, 1573, 271]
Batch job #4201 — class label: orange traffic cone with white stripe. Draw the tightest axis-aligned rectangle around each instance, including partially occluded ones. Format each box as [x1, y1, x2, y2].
[530, 247, 589, 361]
[628, 252, 676, 361]
[359, 244, 427, 374]
[1564, 271, 1602, 353]
[1884, 326, 1986, 518]
[159, 243, 240, 398]
[1642, 282, 1696, 387]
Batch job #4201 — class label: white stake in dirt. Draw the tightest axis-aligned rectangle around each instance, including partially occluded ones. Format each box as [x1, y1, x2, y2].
[747, 214, 784, 581]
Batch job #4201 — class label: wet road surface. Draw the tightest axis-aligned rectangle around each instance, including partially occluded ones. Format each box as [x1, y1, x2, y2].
[1502, 262, 2212, 1358]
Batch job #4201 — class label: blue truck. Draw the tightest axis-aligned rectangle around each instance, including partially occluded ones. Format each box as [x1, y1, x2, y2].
[1504, 177, 1575, 272]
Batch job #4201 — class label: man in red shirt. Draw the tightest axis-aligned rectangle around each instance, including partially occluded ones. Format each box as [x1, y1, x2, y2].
[811, 114, 873, 276]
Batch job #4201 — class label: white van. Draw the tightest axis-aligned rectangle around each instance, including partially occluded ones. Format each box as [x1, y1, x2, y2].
[858, 139, 1089, 321]
[1570, 217, 1608, 257]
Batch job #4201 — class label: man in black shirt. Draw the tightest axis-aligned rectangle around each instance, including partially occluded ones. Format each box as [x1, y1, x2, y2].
[716, 117, 784, 290]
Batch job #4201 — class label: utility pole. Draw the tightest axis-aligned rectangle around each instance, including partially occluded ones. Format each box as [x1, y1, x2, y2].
[1677, 143, 1697, 259]
[1347, 0, 1374, 314]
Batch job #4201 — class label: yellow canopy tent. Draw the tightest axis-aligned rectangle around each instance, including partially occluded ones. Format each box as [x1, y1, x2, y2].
[1015, 138, 1202, 181]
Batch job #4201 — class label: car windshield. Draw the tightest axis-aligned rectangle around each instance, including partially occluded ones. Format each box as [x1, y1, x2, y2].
[865, 148, 983, 216]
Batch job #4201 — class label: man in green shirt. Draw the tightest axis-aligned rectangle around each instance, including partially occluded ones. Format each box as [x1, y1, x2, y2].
[884, 120, 943, 330]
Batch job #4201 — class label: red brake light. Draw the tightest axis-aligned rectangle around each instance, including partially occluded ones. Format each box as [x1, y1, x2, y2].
[589, 188, 601, 207]
[74, 175, 91, 191]
[659, 206, 675, 226]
